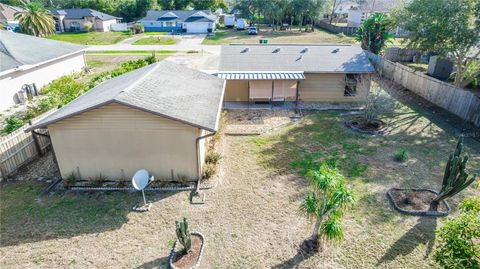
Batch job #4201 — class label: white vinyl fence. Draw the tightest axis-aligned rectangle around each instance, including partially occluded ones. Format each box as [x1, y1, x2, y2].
[366, 51, 480, 127]
[110, 23, 128, 32]
[0, 109, 56, 180]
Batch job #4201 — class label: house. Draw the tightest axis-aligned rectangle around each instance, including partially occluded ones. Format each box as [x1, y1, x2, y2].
[26, 61, 225, 182]
[347, 0, 409, 27]
[0, 3, 23, 31]
[0, 31, 86, 111]
[217, 44, 375, 105]
[51, 8, 120, 32]
[139, 10, 217, 33]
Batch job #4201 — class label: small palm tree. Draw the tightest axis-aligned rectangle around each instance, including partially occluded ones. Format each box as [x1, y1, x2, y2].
[15, 0, 55, 37]
[356, 13, 394, 54]
[300, 164, 355, 250]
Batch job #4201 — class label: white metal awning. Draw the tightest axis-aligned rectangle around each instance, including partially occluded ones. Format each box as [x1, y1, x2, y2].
[216, 71, 305, 80]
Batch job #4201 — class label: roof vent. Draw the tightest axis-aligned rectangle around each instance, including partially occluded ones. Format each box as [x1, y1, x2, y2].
[332, 48, 340, 53]
[296, 55, 303, 61]
[241, 47, 249, 53]
[272, 47, 281, 53]
[301, 47, 309, 53]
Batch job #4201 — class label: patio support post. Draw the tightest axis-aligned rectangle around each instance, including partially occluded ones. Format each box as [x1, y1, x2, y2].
[295, 80, 300, 109]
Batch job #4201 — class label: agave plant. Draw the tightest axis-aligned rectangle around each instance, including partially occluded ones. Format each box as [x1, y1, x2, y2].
[356, 13, 394, 54]
[431, 135, 477, 210]
[15, 0, 55, 37]
[300, 164, 355, 249]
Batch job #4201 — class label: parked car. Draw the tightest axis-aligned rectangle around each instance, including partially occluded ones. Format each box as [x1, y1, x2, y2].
[236, 18, 246, 30]
[248, 26, 258, 35]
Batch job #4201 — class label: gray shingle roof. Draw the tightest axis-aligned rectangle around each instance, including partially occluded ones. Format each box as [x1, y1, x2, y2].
[219, 44, 375, 73]
[0, 31, 85, 73]
[51, 8, 118, 21]
[27, 61, 225, 132]
[0, 3, 23, 22]
[139, 10, 216, 22]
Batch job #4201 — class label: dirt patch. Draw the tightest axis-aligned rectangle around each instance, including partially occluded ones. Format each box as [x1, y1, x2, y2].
[8, 151, 59, 181]
[224, 110, 298, 134]
[388, 189, 450, 215]
[171, 234, 203, 268]
[345, 117, 386, 134]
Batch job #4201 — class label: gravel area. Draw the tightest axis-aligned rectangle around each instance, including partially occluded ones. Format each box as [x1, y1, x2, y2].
[9, 151, 59, 181]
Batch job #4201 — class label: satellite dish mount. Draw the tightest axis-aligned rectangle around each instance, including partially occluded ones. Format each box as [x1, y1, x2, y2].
[132, 169, 154, 212]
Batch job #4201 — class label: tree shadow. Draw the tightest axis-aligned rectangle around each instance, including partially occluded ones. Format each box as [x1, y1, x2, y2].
[134, 256, 170, 269]
[271, 247, 314, 269]
[377, 217, 438, 266]
[0, 180, 179, 247]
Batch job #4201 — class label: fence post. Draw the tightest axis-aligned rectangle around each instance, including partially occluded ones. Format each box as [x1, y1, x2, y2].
[29, 120, 43, 156]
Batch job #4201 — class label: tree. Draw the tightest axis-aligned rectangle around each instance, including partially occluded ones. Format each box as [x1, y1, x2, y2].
[136, 0, 157, 18]
[304, 0, 327, 31]
[300, 164, 354, 251]
[396, 0, 480, 87]
[15, 0, 55, 37]
[191, 0, 227, 11]
[356, 13, 394, 54]
[435, 197, 480, 269]
[328, 0, 338, 24]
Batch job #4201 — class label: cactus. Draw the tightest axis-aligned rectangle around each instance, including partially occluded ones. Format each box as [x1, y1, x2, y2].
[432, 135, 477, 210]
[175, 217, 192, 253]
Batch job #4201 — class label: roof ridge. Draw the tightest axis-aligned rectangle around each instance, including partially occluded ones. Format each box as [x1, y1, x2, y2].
[116, 62, 161, 97]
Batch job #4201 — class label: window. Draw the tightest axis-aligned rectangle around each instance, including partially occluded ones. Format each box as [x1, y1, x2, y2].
[344, 74, 358, 96]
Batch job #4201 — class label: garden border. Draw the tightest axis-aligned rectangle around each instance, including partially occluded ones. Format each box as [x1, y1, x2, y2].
[169, 231, 205, 269]
[387, 188, 451, 217]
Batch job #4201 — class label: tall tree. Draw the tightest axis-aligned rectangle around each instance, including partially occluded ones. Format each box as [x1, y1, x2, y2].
[136, 0, 157, 18]
[396, 0, 480, 87]
[356, 12, 394, 54]
[15, 0, 55, 37]
[191, 0, 227, 11]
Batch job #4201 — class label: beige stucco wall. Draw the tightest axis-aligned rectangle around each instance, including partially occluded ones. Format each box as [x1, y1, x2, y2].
[48, 103, 203, 181]
[224, 73, 370, 103]
[63, 18, 116, 32]
[0, 52, 86, 111]
[299, 73, 369, 102]
[224, 80, 249, 101]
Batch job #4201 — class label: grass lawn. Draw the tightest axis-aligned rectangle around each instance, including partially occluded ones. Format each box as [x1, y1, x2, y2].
[132, 36, 177, 45]
[202, 28, 356, 45]
[47, 31, 132, 45]
[0, 80, 479, 268]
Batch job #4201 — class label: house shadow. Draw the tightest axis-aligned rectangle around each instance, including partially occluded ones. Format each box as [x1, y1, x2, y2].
[0, 180, 180, 248]
[134, 256, 170, 269]
[377, 217, 438, 266]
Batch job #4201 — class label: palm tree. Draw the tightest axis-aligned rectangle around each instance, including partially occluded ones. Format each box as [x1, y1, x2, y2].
[15, 1, 55, 37]
[356, 13, 394, 54]
[300, 164, 355, 251]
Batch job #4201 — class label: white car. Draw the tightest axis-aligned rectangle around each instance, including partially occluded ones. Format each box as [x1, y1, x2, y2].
[248, 26, 258, 35]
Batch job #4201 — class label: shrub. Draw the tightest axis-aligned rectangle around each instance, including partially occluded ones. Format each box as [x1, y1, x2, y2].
[434, 198, 480, 269]
[3, 116, 24, 134]
[205, 151, 221, 164]
[202, 163, 216, 179]
[131, 23, 144, 34]
[42, 75, 88, 107]
[63, 172, 77, 189]
[393, 148, 409, 162]
[83, 21, 93, 31]
[88, 174, 107, 187]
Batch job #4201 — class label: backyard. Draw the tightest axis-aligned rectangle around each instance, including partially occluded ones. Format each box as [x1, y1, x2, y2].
[0, 80, 479, 268]
[202, 28, 355, 45]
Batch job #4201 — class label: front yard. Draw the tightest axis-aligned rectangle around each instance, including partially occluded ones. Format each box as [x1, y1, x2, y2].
[202, 28, 355, 45]
[1, 82, 479, 268]
[47, 31, 133, 45]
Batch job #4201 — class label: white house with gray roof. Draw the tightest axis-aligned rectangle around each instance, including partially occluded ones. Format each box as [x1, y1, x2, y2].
[218, 44, 375, 105]
[0, 31, 86, 111]
[27, 60, 225, 183]
[51, 8, 120, 32]
[139, 10, 217, 33]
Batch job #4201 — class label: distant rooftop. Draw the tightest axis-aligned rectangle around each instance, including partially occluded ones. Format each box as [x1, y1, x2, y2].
[0, 31, 85, 73]
[139, 10, 216, 22]
[219, 44, 375, 74]
[0, 3, 22, 22]
[27, 61, 225, 132]
[51, 8, 119, 21]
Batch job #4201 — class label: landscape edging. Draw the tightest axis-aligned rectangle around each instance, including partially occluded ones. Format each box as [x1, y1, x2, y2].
[386, 188, 451, 217]
[169, 231, 205, 269]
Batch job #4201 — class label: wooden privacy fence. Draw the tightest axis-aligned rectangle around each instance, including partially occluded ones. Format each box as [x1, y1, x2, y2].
[317, 20, 358, 35]
[0, 109, 56, 180]
[366, 51, 480, 127]
[384, 48, 419, 62]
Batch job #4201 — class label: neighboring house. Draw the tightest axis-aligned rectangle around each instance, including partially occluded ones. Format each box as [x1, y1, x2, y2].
[139, 10, 217, 33]
[0, 31, 86, 111]
[217, 44, 375, 104]
[347, 0, 409, 27]
[51, 8, 120, 32]
[26, 61, 225, 183]
[0, 3, 22, 31]
[334, 0, 358, 15]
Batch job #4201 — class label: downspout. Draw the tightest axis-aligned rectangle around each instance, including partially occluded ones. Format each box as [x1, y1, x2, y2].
[195, 131, 216, 193]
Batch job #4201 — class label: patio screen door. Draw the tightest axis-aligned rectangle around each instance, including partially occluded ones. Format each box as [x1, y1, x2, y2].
[273, 80, 297, 99]
[249, 81, 273, 99]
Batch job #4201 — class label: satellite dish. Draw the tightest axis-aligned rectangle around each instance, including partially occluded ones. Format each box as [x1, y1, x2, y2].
[132, 169, 154, 207]
[132, 169, 149, 191]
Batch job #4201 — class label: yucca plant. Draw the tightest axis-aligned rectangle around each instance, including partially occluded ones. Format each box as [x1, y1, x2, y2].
[15, 0, 55, 37]
[175, 217, 192, 253]
[300, 164, 355, 250]
[431, 135, 477, 211]
[356, 13, 394, 54]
